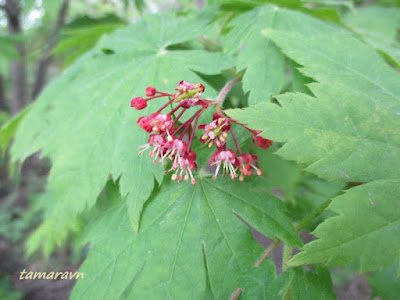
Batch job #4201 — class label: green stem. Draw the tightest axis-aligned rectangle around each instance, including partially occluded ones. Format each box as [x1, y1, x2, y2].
[254, 239, 280, 267]
[295, 198, 332, 233]
[282, 245, 292, 271]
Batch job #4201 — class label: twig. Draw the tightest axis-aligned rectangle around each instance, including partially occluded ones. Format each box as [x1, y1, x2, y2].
[230, 288, 242, 300]
[213, 77, 242, 116]
[254, 239, 280, 267]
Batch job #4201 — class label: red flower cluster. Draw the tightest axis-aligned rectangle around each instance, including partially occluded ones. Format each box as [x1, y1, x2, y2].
[131, 80, 272, 184]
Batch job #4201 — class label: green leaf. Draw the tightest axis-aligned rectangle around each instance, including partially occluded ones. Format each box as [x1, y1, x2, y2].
[263, 30, 400, 106]
[287, 175, 345, 230]
[344, 6, 400, 67]
[289, 180, 400, 272]
[53, 14, 127, 68]
[344, 6, 400, 41]
[11, 13, 234, 254]
[266, 266, 336, 299]
[255, 144, 302, 203]
[223, 5, 340, 105]
[0, 105, 31, 152]
[71, 177, 300, 299]
[227, 26, 400, 272]
[227, 83, 400, 182]
[53, 24, 124, 68]
[367, 258, 400, 300]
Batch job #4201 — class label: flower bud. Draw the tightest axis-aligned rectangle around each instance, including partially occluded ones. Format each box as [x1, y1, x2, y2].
[145, 86, 157, 96]
[131, 97, 147, 110]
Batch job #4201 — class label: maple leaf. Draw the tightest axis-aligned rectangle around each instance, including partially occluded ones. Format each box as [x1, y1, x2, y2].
[343, 6, 400, 67]
[71, 178, 301, 299]
[223, 5, 341, 105]
[289, 180, 400, 272]
[227, 28, 400, 271]
[9, 13, 234, 255]
[266, 266, 336, 299]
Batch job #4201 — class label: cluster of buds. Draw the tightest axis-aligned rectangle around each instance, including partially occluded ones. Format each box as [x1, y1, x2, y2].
[131, 80, 272, 184]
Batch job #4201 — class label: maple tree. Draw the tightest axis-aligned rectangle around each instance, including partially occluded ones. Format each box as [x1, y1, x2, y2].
[1, 0, 399, 299]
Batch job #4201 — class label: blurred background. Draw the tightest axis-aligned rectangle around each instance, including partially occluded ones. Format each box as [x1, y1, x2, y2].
[0, 0, 398, 299]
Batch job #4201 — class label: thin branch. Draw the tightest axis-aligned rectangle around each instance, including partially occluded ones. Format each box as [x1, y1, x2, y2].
[254, 239, 280, 267]
[214, 77, 242, 112]
[254, 196, 334, 267]
[230, 288, 242, 300]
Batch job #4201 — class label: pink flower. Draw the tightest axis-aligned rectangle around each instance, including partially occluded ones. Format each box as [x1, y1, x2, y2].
[148, 113, 173, 133]
[137, 116, 152, 132]
[235, 153, 262, 182]
[199, 115, 231, 149]
[131, 97, 147, 110]
[166, 150, 197, 185]
[138, 134, 166, 163]
[145, 86, 157, 96]
[252, 131, 272, 150]
[132, 80, 271, 185]
[176, 80, 194, 93]
[209, 150, 237, 180]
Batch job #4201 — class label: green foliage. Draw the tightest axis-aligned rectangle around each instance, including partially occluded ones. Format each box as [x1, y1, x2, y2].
[0, 276, 22, 300]
[2, 1, 399, 298]
[223, 5, 340, 105]
[367, 258, 400, 300]
[266, 266, 336, 299]
[343, 5, 400, 67]
[227, 11, 400, 272]
[0, 35, 22, 75]
[72, 178, 299, 299]
[0, 106, 31, 152]
[10, 13, 233, 256]
[52, 14, 127, 67]
[289, 180, 400, 271]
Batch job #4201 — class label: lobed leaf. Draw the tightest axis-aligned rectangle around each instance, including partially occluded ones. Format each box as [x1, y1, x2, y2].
[289, 180, 400, 272]
[71, 177, 301, 299]
[265, 266, 336, 299]
[227, 83, 400, 182]
[9, 13, 234, 253]
[223, 5, 341, 105]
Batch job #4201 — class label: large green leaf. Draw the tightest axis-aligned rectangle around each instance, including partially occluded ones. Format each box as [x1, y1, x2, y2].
[227, 26, 400, 271]
[263, 30, 400, 106]
[227, 83, 400, 182]
[289, 180, 400, 272]
[71, 177, 301, 299]
[9, 13, 234, 254]
[0, 105, 31, 152]
[367, 258, 400, 300]
[344, 6, 400, 67]
[223, 5, 340, 105]
[266, 266, 336, 299]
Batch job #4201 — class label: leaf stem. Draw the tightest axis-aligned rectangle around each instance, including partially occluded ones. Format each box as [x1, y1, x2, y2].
[230, 127, 242, 155]
[214, 77, 242, 114]
[229, 288, 242, 300]
[187, 109, 204, 152]
[170, 108, 187, 128]
[295, 198, 333, 232]
[156, 97, 176, 113]
[282, 245, 292, 271]
[254, 239, 280, 267]
[254, 198, 333, 268]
